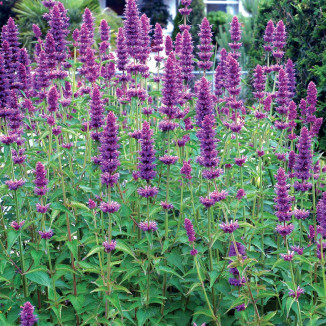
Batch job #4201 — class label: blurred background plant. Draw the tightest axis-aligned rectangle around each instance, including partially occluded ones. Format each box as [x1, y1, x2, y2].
[247, 0, 326, 150]
[0, 0, 16, 28]
[140, 0, 171, 29]
[172, 0, 205, 47]
[12, 0, 122, 52]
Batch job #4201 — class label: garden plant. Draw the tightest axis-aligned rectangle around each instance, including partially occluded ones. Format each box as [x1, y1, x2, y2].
[0, 0, 326, 325]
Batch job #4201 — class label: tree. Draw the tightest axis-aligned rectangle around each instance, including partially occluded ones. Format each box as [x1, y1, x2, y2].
[140, 0, 170, 29]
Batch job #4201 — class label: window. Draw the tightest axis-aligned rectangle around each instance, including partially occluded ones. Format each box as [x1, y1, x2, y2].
[205, 1, 239, 15]
[106, 0, 126, 16]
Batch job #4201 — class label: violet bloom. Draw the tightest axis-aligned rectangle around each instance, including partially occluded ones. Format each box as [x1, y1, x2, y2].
[197, 17, 214, 71]
[82, 47, 100, 83]
[236, 304, 246, 311]
[229, 16, 242, 58]
[285, 59, 296, 99]
[197, 115, 219, 170]
[200, 196, 215, 208]
[88, 199, 97, 209]
[311, 118, 323, 136]
[275, 224, 294, 237]
[11, 220, 25, 230]
[138, 121, 156, 181]
[90, 85, 104, 132]
[99, 19, 110, 42]
[317, 192, 326, 237]
[44, 32, 56, 69]
[139, 221, 158, 232]
[20, 301, 37, 326]
[280, 251, 294, 261]
[195, 77, 214, 127]
[100, 201, 120, 213]
[306, 81, 317, 122]
[0, 53, 10, 109]
[229, 277, 246, 287]
[6, 179, 25, 191]
[226, 54, 241, 100]
[99, 111, 120, 178]
[274, 167, 292, 222]
[175, 32, 183, 56]
[83, 8, 95, 44]
[34, 162, 49, 196]
[263, 20, 274, 52]
[293, 209, 309, 220]
[236, 189, 246, 200]
[291, 246, 304, 255]
[160, 53, 182, 119]
[159, 155, 178, 165]
[234, 156, 246, 167]
[161, 201, 174, 210]
[180, 29, 194, 83]
[272, 20, 286, 59]
[180, 160, 192, 180]
[103, 240, 117, 253]
[288, 150, 295, 177]
[289, 286, 304, 300]
[137, 14, 151, 66]
[47, 86, 58, 112]
[137, 186, 158, 198]
[253, 65, 266, 100]
[32, 24, 42, 38]
[152, 23, 164, 56]
[210, 190, 228, 203]
[294, 127, 312, 192]
[38, 229, 54, 239]
[165, 35, 173, 55]
[184, 218, 198, 256]
[36, 203, 50, 214]
[220, 220, 239, 233]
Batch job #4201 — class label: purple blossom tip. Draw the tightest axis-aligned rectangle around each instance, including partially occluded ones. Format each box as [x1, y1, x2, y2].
[103, 240, 117, 253]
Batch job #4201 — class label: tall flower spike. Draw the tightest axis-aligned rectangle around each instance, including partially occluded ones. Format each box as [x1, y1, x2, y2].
[34, 162, 49, 196]
[34, 51, 50, 90]
[116, 28, 128, 73]
[253, 64, 266, 100]
[83, 8, 95, 44]
[272, 20, 286, 59]
[47, 86, 59, 112]
[274, 167, 292, 222]
[195, 77, 214, 127]
[90, 85, 104, 132]
[175, 32, 183, 56]
[0, 53, 10, 109]
[197, 17, 214, 71]
[184, 218, 198, 256]
[229, 16, 242, 58]
[165, 35, 173, 55]
[180, 29, 194, 83]
[160, 53, 181, 119]
[99, 111, 120, 175]
[285, 59, 296, 99]
[263, 20, 274, 52]
[123, 0, 141, 58]
[137, 14, 151, 64]
[44, 32, 57, 69]
[99, 19, 110, 42]
[306, 81, 317, 123]
[294, 126, 312, 192]
[20, 301, 38, 326]
[196, 114, 219, 169]
[138, 121, 156, 181]
[317, 192, 326, 237]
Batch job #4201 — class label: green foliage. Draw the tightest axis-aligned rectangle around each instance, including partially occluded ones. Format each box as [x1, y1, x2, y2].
[247, 0, 326, 149]
[140, 0, 170, 29]
[171, 0, 205, 47]
[13, 0, 122, 51]
[206, 10, 230, 47]
[0, 0, 16, 28]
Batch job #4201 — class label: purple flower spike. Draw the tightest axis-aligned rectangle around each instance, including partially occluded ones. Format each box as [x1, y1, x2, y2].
[236, 189, 246, 200]
[180, 29, 194, 83]
[161, 201, 174, 210]
[273, 20, 286, 59]
[124, 0, 140, 58]
[294, 127, 312, 191]
[274, 168, 292, 222]
[20, 301, 38, 326]
[280, 251, 294, 261]
[234, 156, 246, 167]
[229, 16, 242, 56]
[184, 218, 196, 242]
[11, 220, 25, 231]
[6, 179, 25, 191]
[34, 162, 48, 196]
[159, 155, 178, 165]
[103, 240, 117, 253]
[197, 17, 214, 71]
[47, 86, 59, 112]
[137, 186, 159, 198]
[100, 201, 120, 213]
[236, 304, 246, 311]
[197, 115, 219, 169]
[289, 286, 304, 300]
[180, 160, 192, 180]
[99, 111, 120, 176]
[263, 20, 274, 52]
[291, 246, 304, 255]
[139, 221, 158, 232]
[195, 77, 214, 127]
[219, 220, 239, 233]
[253, 65, 266, 99]
[152, 23, 164, 54]
[275, 223, 294, 237]
[293, 209, 309, 220]
[90, 85, 104, 130]
[165, 35, 173, 55]
[317, 192, 326, 237]
[36, 203, 50, 214]
[38, 229, 54, 239]
[100, 19, 110, 42]
[88, 199, 97, 209]
[138, 121, 156, 181]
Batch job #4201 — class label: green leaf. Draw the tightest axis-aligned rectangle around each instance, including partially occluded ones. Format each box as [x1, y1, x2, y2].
[157, 266, 184, 280]
[26, 270, 51, 287]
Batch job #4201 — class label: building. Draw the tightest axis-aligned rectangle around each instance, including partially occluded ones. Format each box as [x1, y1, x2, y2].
[100, 0, 248, 34]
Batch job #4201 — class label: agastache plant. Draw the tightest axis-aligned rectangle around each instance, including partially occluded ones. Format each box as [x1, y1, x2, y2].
[0, 3, 325, 325]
